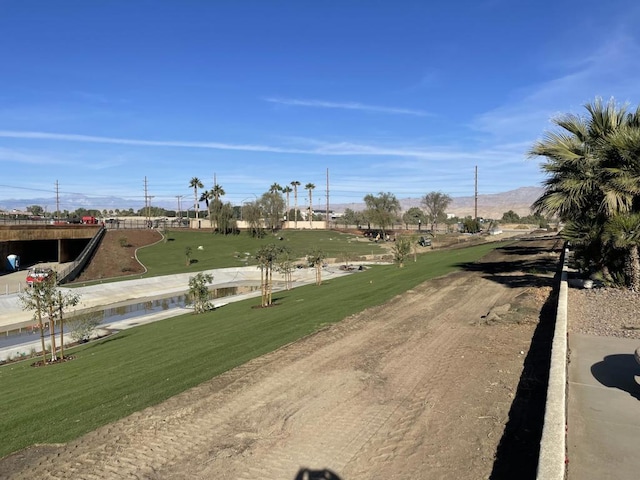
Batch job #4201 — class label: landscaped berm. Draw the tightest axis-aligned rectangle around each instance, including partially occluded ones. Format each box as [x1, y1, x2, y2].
[2, 231, 564, 479]
[71, 229, 162, 281]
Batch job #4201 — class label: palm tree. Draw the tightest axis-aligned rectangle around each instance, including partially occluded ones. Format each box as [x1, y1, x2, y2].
[189, 177, 204, 220]
[200, 189, 213, 226]
[531, 98, 640, 220]
[212, 183, 225, 202]
[269, 183, 282, 194]
[291, 181, 301, 228]
[305, 183, 315, 228]
[530, 97, 640, 284]
[561, 217, 611, 282]
[208, 183, 226, 230]
[282, 185, 292, 227]
[603, 213, 640, 290]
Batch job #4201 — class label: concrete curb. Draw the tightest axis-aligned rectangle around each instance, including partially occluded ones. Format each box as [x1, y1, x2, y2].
[536, 246, 569, 480]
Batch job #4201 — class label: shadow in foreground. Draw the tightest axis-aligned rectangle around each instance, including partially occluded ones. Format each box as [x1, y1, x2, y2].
[490, 270, 560, 479]
[294, 467, 342, 480]
[591, 354, 640, 401]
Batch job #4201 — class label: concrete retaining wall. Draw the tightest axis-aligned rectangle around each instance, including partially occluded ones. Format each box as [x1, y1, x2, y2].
[58, 227, 106, 284]
[536, 246, 569, 480]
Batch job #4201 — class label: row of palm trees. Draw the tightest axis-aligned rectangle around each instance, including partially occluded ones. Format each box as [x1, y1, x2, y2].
[188, 177, 318, 228]
[530, 97, 640, 290]
[268, 181, 318, 228]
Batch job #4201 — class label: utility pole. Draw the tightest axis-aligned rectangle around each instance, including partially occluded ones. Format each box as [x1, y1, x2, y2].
[176, 195, 183, 223]
[55, 180, 60, 220]
[474, 165, 478, 221]
[144, 176, 152, 225]
[326, 168, 330, 229]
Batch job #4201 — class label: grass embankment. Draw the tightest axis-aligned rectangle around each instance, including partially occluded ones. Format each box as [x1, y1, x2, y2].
[1, 241, 499, 460]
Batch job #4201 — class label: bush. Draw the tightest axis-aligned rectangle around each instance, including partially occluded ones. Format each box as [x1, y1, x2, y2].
[67, 312, 102, 343]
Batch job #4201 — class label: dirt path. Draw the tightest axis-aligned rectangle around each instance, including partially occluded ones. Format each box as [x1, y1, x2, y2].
[2, 237, 561, 480]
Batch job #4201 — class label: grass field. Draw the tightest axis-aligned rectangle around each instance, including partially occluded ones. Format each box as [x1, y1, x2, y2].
[0, 239, 501, 460]
[137, 229, 389, 276]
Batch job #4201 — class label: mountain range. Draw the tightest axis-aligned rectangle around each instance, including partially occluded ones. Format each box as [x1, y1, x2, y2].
[0, 186, 544, 219]
[333, 186, 543, 219]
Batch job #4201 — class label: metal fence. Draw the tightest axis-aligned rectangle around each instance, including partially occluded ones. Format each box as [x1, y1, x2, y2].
[58, 226, 106, 284]
[0, 217, 189, 229]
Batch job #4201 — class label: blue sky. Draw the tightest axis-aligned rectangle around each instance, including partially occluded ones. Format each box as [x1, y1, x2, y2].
[1, 0, 640, 211]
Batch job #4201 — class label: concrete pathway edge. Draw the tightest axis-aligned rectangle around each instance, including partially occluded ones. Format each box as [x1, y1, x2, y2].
[536, 247, 569, 480]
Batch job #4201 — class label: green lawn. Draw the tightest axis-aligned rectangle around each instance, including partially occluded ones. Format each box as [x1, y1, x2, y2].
[137, 229, 388, 277]
[0, 240, 501, 459]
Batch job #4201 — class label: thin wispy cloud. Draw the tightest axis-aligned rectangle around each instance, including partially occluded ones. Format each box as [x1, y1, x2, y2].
[472, 32, 640, 141]
[0, 147, 72, 166]
[0, 130, 492, 160]
[264, 97, 430, 117]
[0, 130, 304, 154]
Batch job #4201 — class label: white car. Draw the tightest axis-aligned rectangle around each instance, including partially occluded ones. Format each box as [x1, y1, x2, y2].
[26, 267, 54, 287]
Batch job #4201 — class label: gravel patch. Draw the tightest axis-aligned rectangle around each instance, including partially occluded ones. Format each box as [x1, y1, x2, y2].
[569, 287, 640, 339]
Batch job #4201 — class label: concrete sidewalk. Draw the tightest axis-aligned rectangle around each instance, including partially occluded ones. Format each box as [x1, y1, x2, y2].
[0, 265, 349, 333]
[567, 333, 640, 480]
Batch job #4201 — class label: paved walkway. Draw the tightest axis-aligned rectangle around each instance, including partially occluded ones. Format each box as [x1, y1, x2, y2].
[567, 333, 640, 480]
[0, 265, 352, 361]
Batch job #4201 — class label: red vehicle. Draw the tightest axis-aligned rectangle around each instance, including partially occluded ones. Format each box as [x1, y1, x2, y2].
[82, 216, 99, 224]
[26, 267, 54, 287]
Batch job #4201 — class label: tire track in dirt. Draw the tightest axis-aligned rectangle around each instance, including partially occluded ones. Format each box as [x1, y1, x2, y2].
[341, 274, 514, 478]
[4, 238, 559, 480]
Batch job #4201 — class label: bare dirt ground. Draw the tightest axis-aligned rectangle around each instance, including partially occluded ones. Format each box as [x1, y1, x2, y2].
[1, 235, 563, 480]
[70, 229, 162, 282]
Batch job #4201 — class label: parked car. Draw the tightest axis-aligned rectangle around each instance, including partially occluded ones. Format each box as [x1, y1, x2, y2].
[26, 266, 54, 287]
[418, 236, 432, 247]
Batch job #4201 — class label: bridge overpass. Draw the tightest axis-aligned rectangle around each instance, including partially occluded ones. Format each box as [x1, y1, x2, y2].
[0, 225, 102, 271]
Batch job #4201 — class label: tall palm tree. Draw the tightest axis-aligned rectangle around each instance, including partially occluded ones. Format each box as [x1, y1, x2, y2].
[282, 185, 292, 227]
[189, 177, 204, 220]
[291, 180, 301, 228]
[209, 183, 226, 231]
[269, 182, 282, 194]
[212, 183, 225, 202]
[305, 183, 315, 228]
[200, 189, 213, 226]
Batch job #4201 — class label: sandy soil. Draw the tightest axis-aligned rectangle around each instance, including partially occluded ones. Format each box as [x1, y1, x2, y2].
[70, 229, 162, 282]
[1, 235, 563, 480]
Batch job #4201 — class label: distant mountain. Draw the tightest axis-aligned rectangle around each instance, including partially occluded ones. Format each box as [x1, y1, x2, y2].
[1, 186, 545, 219]
[442, 186, 543, 219]
[332, 186, 544, 219]
[0, 194, 146, 213]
